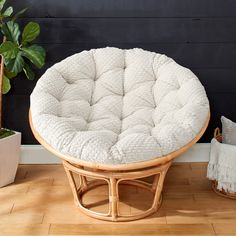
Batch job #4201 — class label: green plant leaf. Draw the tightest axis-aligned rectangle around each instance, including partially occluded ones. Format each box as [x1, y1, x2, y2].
[1, 21, 20, 43]
[4, 67, 16, 79]
[5, 51, 24, 74]
[0, 41, 19, 59]
[0, 0, 6, 11]
[22, 45, 45, 68]
[2, 75, 11, 94]
[23, 62, 35, 80]
[3, 6, 13, 17]
[0, 128, 15, 138]
[22, 22, 40, 44]
[12, 8, 27, 21]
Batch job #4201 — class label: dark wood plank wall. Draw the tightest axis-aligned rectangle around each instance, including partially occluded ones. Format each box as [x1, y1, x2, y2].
[4, 0, 236, 143]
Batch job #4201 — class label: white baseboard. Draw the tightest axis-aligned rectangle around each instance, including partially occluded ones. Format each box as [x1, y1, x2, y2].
[21, 145, 61, 164]
[175, 143, 210, 162]
[20, 143, 210, 164]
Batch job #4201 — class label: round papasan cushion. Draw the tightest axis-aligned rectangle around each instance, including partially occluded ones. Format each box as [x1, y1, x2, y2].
[30, 47, 209, 165]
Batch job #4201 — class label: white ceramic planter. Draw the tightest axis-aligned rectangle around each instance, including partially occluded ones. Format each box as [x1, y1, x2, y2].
[0, 132, 21, 187]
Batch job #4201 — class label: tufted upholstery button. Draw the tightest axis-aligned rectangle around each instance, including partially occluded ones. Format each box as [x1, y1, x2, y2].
[30, 47, 209, 165]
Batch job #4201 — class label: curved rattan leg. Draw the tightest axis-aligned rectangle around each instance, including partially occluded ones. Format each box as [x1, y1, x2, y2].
[152, 163, 170, 211]
[63, 160, 171, 222]
[63, 165, 80, 207]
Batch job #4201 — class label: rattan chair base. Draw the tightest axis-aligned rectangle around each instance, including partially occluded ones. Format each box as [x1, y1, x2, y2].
[63, 160, 171, 222]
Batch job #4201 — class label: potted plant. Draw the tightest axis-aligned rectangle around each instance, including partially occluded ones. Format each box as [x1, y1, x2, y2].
[0, 0, 46, 187]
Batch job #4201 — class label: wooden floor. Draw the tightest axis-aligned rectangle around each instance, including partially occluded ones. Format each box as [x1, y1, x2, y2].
[0, 163, 236, 236]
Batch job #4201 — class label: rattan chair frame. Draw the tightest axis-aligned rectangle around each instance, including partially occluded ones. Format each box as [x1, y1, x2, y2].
[29, 111, 210, 221]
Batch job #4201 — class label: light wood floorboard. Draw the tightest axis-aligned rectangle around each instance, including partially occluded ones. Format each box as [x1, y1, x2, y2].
[0, 163, 235, 235]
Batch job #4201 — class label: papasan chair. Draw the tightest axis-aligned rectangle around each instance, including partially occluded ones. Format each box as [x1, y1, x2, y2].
[30, 47, 210, 221]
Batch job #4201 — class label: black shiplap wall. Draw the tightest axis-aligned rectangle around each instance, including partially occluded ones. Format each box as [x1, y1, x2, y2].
[4, 0, 236, 144]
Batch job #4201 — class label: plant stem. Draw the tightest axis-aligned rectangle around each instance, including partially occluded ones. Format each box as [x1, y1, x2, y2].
[0, 55, 3, 129]
[0, 36, 6, 128]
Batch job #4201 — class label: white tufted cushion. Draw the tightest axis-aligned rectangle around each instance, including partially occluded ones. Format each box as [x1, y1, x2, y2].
[30, 47, 209, 164]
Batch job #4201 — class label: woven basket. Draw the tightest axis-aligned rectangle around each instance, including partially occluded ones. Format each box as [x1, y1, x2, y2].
[211, 128, 236, 200]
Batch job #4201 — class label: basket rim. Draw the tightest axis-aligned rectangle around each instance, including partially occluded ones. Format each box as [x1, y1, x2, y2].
[211, 180, 236, 200]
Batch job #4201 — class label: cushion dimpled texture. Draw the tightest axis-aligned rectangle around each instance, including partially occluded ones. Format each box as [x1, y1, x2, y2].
[30, 47, 209, 165]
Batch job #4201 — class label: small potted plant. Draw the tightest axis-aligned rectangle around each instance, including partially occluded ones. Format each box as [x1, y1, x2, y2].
[0, 0, 46, 187]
